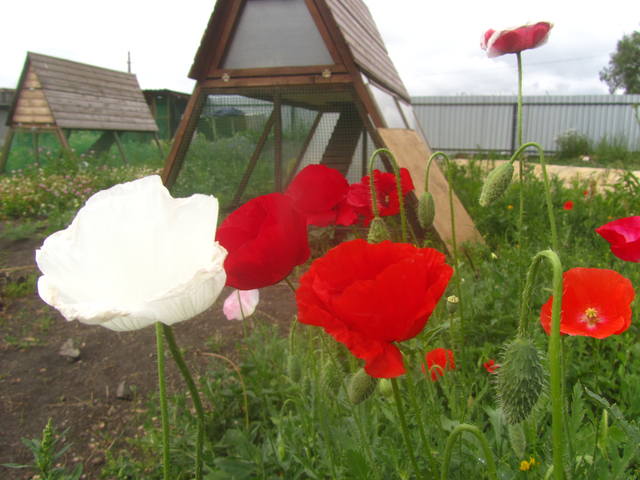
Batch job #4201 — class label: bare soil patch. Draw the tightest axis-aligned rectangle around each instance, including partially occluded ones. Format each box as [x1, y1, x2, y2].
[0, 224, 297, 479]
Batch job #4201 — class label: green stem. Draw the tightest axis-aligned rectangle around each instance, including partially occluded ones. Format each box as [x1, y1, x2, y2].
[440, 424, 497, 480]
[426, 152, 465, 350]
[368, 148, 408, 242]
[515, 250, 565, 479]
[390, 378, 424, 480]
[284, 276, 296, 294]
[508, 142, 559, 252]
[516, 52, 525, 274]
[155, 323, 170, 480]
[404, 372, 438, 476]
[162, 324, 205, 480]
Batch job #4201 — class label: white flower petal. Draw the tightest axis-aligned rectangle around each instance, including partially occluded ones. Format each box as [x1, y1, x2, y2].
[35, 175, 227, 331]
[223, 289, 260, 321]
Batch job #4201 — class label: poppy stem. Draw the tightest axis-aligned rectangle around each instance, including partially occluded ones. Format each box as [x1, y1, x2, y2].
[508, 142, 559, 252]
[426, 152, 465, 355]
[390, 378, 425, 480]
[284, 276, 297, 294]
[368, 148, 409, 242]
[440, 424, 497, 480]
[516, 52, 525, 268]
[162, 324, 205, 480]
[518, 250, 565, 479]
[155, 322, 171, 480]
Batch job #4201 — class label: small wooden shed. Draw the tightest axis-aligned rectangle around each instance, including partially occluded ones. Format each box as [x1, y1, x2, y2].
[163, 0, 482, 249]
[0, 52, 159, 171]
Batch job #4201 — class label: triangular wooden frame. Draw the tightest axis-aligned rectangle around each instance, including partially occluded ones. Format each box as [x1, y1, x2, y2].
[162, 0, 483, 250]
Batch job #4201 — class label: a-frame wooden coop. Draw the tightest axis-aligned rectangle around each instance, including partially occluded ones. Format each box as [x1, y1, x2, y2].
[0, 52, 160, 171]
[163, 0, 482, 248]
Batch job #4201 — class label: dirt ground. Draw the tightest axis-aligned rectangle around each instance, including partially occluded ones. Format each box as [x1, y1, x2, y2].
[0, 225, 297, 479]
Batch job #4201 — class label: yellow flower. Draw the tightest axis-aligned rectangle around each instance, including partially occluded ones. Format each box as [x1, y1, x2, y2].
[507, 204, 514, 210]
[519, 457, 537, 471]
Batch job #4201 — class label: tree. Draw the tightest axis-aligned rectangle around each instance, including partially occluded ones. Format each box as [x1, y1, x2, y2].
[599, 30, 640, 94]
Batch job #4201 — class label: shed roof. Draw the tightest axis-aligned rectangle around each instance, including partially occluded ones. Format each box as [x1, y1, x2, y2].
[188, 0, 409, 100]
[8, 52, 157, 132]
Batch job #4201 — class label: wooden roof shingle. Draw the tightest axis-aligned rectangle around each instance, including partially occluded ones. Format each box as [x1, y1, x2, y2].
[9, 52, 158, 132]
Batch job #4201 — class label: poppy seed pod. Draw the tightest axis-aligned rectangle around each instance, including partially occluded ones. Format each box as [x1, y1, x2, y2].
[479, 162, 515, 207]
[347, 368, 378, 404]
[418, 191, 436, 229]
[367, 216, 391, 243]
[320, 358, 345, 395]
[496, 337, 546, 424]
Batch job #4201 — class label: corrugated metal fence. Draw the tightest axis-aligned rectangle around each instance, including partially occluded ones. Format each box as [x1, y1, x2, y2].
[412, 95, 640, 154]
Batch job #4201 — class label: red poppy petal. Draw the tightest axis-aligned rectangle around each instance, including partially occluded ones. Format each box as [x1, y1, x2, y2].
[596, 216, 640, 262]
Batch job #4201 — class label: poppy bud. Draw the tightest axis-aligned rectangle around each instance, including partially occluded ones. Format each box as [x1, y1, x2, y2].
[286, 354, 302, 382]
[446, 295, 459, 314]
[347, 368, 378, 404]
[508, 422, 527, 459]
[276, 435, 286, 462]
[496, 337, 546, 424]
[367, 216, 391, 243]
[479, 162, 514, 207]
[378, 378, 394, 398]
[320, 358, 344, 395]
[418, 191, 436, 229]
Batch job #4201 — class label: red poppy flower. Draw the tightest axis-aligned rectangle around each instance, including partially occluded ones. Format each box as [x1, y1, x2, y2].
[540, 268, 634, 339]
[563, 201, 574, 211]
[346, 168, 414, 224]
[285, 164, 356, 227]
[296, 239, 453, 378]
[481, 22, 553, 58]
[595, 216, 640, 262]
[216, 193, 310, 290]
[423, 348, 456, 381]
[483, 359, 500, 374]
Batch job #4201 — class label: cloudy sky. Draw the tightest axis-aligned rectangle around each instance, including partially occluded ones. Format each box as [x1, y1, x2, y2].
[1, 0, 638, 97]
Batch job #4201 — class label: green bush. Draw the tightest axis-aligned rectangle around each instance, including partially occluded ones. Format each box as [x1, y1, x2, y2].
[554, 128, 591, 159]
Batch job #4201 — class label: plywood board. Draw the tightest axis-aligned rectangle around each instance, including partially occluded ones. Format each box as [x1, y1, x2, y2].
[377, 128, 484, 250]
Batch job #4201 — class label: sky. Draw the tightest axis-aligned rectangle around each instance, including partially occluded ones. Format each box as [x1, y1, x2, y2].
[1, 0, 638, 97]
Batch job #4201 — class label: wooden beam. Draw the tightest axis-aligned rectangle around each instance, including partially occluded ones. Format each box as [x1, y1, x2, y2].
[197, 73, 352, 89]
[0, 128, 16, 172]
[274, 95, 282, 192]
[162, 85, 206, 187]
[55, 127, 71, 151]
[230, 111, 275, 208]
[285, 112, 323, 186]
[113, 131, 129, 164]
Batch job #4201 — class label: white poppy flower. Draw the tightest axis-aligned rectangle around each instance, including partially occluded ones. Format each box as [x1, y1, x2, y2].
[35, 175, 227, 331]
[223, 289, 260, 321]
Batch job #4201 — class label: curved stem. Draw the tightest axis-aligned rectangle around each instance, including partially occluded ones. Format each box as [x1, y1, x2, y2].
[199, 351, 250, 430]
[515, 249, 565, 479]
[284, 276, 296, 294]
[509, 142, 559, 252]
[390, 378, 424, 480]
[440, 424, 497, 480]
[162, 324, 205, 480]
[426, 152, 465, 348]
[155, 323, 170, 480]
[368, 148, 408, 242]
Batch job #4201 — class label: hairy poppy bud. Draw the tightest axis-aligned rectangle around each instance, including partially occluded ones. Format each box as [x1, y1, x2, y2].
[418, 192, 436, 229]
[286, 354, 302, 382]
[496, 337, 546, 424]
[367, 216, 391, 243]
[479, 162, 514, 207]
[378, 378, 393, 398]
[320, 358, 344, 395]
[347, 368, 378, 404]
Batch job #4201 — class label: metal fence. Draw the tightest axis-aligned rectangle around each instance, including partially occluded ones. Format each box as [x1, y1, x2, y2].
[412, 95, 640, 154]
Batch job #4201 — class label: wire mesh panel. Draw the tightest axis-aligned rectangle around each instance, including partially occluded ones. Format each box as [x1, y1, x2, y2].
[170, 86, 380, 210]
